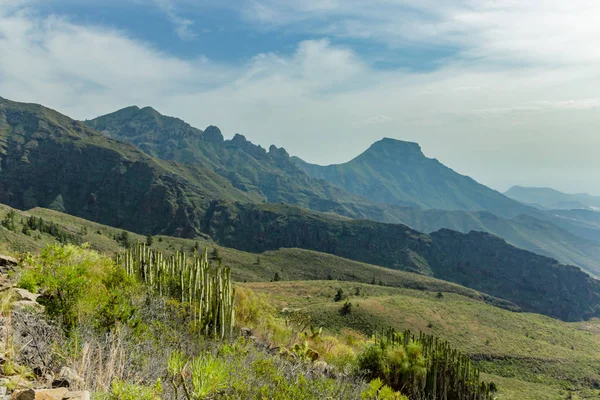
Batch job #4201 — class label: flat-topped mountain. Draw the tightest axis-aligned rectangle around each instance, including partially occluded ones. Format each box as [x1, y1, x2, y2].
[293, 138, 534, 218]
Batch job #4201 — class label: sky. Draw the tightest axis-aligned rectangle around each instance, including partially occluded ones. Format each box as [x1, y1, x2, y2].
[1, 0, 600, 195]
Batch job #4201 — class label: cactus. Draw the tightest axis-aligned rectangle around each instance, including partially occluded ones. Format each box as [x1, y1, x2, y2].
[117, 244, 235, 339]
[373, 328, 497, 400]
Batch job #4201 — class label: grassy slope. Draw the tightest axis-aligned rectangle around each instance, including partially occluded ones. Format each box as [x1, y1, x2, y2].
[3, 204, 600, 398]
[1, 205, 514, 309]
[245, 280, 600, 400]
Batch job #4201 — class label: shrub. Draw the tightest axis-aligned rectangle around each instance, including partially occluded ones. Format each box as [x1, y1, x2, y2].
[19, 244, 141, 332]
[98, 379, 162, 400]
[340, 302, 352, 316]
[334, 288, 345, 302]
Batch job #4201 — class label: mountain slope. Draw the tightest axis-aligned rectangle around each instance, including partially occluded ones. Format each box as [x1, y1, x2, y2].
[293, 138, 534, 218]
[201, 200, 600, 321]
[0, 97, 259, 236]
[505, 185, 600, 210]
[86, 107, 600, 277]
[86, 107, 388, 219]
[385, 209, 600, 277]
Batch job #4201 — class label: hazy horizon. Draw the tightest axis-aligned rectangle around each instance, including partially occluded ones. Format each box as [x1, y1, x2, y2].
[1, 0, 599, 195]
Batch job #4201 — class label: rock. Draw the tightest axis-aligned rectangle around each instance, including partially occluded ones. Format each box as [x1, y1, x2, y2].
[63, 391, 90, 400]
[11, 388, 68, 400]
[11, 301, 43, 313]
[57, 368, 83, 389]
[240, 327, 253, 337]
[313, 360, 330, 375]
[13, 289, 39, 303]
[0, 255, 17, 269]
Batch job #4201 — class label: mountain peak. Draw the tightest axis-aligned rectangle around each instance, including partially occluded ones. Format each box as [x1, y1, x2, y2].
[203, 125, 224, 143]
[363, 138, 424, 159]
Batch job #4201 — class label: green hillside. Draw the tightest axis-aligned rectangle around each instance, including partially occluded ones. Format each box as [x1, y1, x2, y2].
[201, 200, 600, 321]
[0, 97, 260, 237]
[0, 203, 515, 310]
[245, 280, 600, 400]
[3, 203, 600, 398]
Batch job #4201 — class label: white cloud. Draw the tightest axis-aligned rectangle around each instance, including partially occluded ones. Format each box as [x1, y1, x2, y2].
[153, 0, 197, 40]
[1, 1, 600, 195]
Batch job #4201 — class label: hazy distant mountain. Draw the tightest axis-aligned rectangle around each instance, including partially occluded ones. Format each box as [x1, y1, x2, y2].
[293, 138, 534, 219]
[505, 186, 600, 211]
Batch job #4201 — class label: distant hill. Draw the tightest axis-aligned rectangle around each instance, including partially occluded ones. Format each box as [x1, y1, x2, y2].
[293, 138, 534, 218]
[505, 186, 600, 211]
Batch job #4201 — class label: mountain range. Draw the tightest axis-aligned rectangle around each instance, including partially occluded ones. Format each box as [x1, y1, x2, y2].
[3, 96, 600, 321]
[505, 185, 600, 211]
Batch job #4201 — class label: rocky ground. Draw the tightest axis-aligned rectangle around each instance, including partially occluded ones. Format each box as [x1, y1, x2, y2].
[0, 254, 90, 400]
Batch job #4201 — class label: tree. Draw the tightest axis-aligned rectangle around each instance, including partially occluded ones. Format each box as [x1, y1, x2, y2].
[118, 231, 132, 248]
[273, 272, 281, 282]
[334, 288, 344, 302]
[436, 292, 444, 299]
[146, 234, 154, 247]
[340, 301, 352, 316]
[355, 287, 361, 296]
[371, 275, 376, 285]
[1, 210, 16, 231]
[212, 248, 221, 260]
[256, 256, 261, 265]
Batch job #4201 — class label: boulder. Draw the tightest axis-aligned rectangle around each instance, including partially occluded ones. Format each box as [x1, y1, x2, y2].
[56, 368, 83, 390]
[13, 289, 39, 303]
[0, 255, 17, 269]
[11, 301, 43, 313]
[63, 391, 90, 400]
[11, 388, 68, 400]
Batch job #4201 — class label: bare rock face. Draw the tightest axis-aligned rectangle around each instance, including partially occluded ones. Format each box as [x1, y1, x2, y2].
[0, 255, 17, 274]
[12, 289, 39, 303]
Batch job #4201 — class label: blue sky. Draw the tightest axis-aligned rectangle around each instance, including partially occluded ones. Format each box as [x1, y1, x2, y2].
[1, 0, 600, 194]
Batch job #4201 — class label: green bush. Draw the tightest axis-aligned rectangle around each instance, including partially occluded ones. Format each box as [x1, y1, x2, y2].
[18, 244, 141, 332]
[98, 379, 162, 400]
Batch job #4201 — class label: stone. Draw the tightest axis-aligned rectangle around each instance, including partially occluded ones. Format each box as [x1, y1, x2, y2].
[57, 368, 83, 389]
[0, 255, 17, 269]
[63, 391, 90, 400]
[12, 388, 68, 400]
[11, 301, 43, 312]
[240, 327, 253, 337]
[12, 289, 39, 303]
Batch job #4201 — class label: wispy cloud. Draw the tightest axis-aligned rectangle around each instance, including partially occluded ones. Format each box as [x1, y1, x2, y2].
[153, 0, 196, 40]
[2, 1, 600, 194]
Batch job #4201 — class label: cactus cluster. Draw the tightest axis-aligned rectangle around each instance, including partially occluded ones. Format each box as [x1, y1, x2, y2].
[117, 244, 235, 339]
[376, 328, 497, 400]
